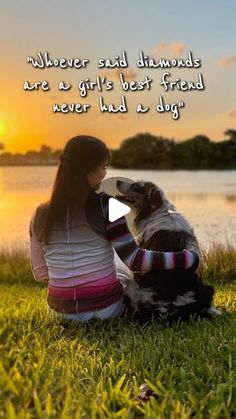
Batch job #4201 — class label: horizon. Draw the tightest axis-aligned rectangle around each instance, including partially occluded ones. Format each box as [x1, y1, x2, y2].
[0, 129, 235, 155]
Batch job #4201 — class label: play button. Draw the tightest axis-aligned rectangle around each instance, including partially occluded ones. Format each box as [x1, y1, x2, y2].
[86, 176, 135, 238]
[108, 197, 131, 222]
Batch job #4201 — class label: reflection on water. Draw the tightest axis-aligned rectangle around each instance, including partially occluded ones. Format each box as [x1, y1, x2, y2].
[0, 167, 235, 250]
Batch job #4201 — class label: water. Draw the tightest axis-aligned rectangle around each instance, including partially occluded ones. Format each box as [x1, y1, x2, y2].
[0, 166, 235, 251]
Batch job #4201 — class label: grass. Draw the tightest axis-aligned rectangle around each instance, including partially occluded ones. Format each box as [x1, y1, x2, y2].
[0, 245, 235, 418]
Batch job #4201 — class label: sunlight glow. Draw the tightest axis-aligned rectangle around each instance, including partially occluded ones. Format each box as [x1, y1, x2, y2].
[0, 120, 6, 137]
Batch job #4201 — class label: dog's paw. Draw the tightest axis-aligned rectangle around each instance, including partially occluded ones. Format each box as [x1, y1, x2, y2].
[203, 305, 222, 316]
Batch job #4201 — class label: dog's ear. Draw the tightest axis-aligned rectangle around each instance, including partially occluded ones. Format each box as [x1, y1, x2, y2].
[148, 188, 164, 209]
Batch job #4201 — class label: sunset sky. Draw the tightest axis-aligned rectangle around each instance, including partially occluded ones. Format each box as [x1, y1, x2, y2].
[1, 0, 236, 153]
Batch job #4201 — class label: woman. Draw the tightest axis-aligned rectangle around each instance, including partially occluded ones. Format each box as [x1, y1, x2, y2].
[29, 135, 199, 321]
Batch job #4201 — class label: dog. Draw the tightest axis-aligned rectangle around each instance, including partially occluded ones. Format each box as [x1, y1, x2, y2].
[116, 179, 218, 322]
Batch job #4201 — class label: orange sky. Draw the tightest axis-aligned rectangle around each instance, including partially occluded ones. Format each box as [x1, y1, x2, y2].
[1, 1, 236, 153]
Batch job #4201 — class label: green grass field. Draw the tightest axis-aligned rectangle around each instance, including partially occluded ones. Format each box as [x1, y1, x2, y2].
[0, 245, 235, 418]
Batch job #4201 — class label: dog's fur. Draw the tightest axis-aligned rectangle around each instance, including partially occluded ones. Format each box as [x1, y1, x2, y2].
[116, 180, 216, 322]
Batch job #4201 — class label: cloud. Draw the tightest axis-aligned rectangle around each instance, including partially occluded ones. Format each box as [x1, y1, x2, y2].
[227, 108, 236, 118]
[218, 54, 236, 67]
[100, 68, 137, 81]
[152, 41, 185, 57]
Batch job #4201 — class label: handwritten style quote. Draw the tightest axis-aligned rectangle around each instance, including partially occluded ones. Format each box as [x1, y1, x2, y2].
[23, 50, 205, 120]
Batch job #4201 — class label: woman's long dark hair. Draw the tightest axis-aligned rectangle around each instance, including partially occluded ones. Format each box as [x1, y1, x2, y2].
[34, 135, 110, 244]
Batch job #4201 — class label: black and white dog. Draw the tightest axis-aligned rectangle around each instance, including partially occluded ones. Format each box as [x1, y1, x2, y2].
[116, 180, 218, 322]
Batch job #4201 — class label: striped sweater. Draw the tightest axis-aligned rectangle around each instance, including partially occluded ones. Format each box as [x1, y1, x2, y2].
[29, 192, 199, 314]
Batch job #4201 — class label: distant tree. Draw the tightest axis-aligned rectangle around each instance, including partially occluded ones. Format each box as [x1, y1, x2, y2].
[0, 152, 12, 157]
[40, 144, 52, 163]
[0, 152, 12, 165]
[26, 150, 40, 158]
[171, 135, 213, 168]
[111, 133, 174, 168]
[215, 132, 236, 167]
[0, 142, 4, 151]
[25, 150, 41, 163]
[224, 129, 236, 142]
[51, 149, 62, 159]
[12, 153, 25, 164]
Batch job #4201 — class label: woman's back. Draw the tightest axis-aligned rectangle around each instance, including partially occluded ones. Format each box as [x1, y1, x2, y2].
[36, 192, 116, 283]
[31, 191, 125, 315]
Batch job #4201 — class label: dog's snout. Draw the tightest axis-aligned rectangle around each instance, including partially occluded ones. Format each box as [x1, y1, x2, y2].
[116, 179, 133, 195]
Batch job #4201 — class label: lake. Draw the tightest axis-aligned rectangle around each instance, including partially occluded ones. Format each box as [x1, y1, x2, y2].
[0, 167, 235, 251]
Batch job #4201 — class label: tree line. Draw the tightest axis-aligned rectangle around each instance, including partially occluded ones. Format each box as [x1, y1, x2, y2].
[111, 129, 236, 169]
[0, 130, 236, 169]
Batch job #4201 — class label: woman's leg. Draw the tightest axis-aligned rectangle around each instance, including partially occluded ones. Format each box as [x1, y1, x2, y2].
[48, 298, 125, 321]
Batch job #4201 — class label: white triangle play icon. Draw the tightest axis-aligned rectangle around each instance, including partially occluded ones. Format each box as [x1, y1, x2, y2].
[108, 198, 131, 222]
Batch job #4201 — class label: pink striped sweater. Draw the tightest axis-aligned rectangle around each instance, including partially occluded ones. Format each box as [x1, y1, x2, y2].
[29, 192, 199, 314]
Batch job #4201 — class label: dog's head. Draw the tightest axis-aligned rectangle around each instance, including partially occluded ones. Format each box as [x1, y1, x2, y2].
[116, 180, 168, 221]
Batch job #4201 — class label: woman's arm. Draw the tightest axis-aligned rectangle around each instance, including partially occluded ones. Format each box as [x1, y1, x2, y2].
[29, 210, 49, 282]
[102, 195, 199, 273]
